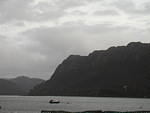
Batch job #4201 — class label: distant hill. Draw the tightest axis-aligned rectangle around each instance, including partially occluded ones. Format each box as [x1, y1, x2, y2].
[0, 76, 45, 95]
[10, 76, 45, 94]
[0, 79, 24, 95]
[29, 42, 150, 98]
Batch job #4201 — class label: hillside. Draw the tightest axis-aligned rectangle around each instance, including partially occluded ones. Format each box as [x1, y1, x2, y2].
[10, 76, 45, 94]
[0, 76, 44, 95]
[0, 79, 24, 95]
[29, 42, 150, 98]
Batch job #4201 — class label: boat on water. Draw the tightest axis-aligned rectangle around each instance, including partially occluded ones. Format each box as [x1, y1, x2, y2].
[49, 99, 60, 104]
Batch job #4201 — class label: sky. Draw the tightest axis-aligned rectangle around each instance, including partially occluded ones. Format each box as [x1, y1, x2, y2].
[0, 0, 150, 79]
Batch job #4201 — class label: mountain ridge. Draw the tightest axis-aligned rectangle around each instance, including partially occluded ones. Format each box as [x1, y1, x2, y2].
[29, 42, 150, 98]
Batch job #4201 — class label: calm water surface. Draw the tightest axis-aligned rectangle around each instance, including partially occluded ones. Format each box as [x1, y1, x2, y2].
[0, 96, 150, 113]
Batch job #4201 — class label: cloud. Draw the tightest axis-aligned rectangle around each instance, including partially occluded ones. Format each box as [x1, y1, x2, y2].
[0, 0, 88, 24]
[0, 0, 150, 79]
[0, 0, 32, 23]
[93, 10, 119, 16]
[113, 0, 150, 15]
[0, 35, 50, 78]
[21, 24, 149, 78]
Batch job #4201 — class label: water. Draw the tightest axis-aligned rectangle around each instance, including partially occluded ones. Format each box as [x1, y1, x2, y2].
[0, 96, 150, 113]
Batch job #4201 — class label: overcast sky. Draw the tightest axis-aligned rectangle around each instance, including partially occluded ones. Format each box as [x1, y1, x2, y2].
[0, 0, 150, 79]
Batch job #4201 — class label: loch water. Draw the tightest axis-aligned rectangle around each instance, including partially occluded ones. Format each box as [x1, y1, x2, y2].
[0, 96, 150, 113]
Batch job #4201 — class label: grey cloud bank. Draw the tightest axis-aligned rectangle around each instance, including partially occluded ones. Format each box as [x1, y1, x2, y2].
[0, 0, 149, 79]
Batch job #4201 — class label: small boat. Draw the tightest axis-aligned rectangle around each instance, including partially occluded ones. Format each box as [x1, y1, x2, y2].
[49, 99, 60, 104]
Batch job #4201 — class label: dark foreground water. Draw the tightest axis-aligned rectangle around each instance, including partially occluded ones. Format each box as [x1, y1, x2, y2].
[0, 96, 150, 113]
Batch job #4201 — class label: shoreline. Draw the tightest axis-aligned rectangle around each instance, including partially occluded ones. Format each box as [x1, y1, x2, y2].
[41, 110, 150, 113]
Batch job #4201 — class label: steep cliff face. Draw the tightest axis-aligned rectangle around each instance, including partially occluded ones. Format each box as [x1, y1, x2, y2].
[29, 42, 150, 97]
